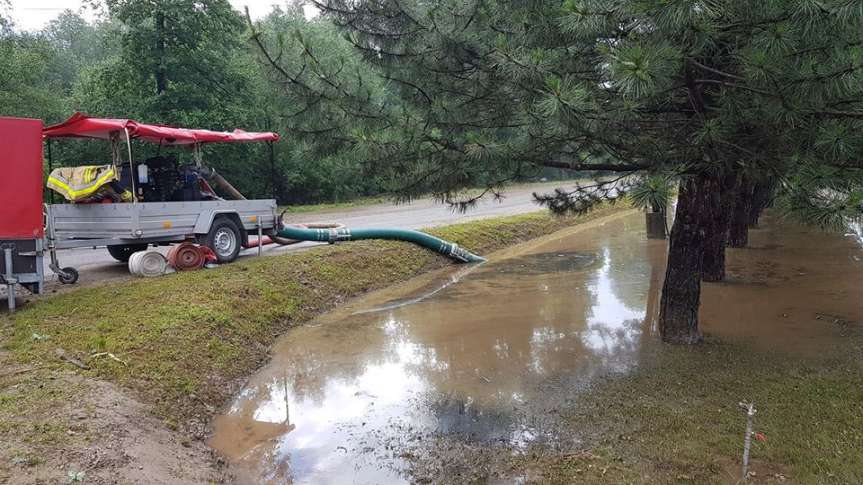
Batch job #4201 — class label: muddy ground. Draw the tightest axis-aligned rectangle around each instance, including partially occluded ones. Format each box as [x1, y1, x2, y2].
[0, 360, 225, 484]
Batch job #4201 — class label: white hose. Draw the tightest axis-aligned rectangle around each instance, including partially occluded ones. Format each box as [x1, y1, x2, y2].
[129, 251, 168, 277]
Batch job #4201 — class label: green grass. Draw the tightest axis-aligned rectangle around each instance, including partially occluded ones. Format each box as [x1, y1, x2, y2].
[0, 205, 626, 434]
[521, 339, 863, 484]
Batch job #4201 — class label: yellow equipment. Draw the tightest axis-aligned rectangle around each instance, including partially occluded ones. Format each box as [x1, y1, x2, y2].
[46, 165, 132, 202]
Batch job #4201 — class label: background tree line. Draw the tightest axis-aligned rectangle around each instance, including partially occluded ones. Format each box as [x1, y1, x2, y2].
[3, 0, 572, 204]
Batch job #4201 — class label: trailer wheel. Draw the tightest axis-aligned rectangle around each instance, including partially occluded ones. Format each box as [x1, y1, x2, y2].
[201, 217, 241, 263]
[107, 244, 149, 263]
[58, 267, 79, 285]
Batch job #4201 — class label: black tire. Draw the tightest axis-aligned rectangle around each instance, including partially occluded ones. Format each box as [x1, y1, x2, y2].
[107, 244, 150, 263]
[201, 217, 242, 263]
[58, 267, 79, 285]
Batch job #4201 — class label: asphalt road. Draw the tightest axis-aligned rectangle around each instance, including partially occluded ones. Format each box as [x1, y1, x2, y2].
[33, 181, 568, 291]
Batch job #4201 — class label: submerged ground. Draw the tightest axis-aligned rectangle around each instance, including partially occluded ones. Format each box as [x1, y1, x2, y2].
[211, 211, 862, 484]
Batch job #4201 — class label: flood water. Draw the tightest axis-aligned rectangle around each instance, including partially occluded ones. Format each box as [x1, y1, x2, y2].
[209, 210, 863, 484]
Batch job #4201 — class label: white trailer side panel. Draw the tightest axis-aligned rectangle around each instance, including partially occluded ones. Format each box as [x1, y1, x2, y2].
[47, 200, 277, 243]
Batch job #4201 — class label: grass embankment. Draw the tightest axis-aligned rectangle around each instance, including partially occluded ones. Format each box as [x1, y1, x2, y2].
[514, 339, 863, 484]
[0, 205, 627, 441]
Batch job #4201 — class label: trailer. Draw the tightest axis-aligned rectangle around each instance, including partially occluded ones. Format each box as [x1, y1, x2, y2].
[1, 113, 280, 310]
[46, 198, 277, 262]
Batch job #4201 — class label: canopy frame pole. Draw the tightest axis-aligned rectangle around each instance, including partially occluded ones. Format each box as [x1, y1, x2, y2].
[265, 117, 276, 201]
[110, 133, 121, 166]
[123, 128, 138, 204]
[47, 139, 55, 204]
[268, 140, 276, 201]
[193, 143, 203, 166]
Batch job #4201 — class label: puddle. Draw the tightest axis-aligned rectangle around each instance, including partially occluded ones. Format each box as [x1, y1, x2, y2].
[699, 216, 863, 353]
[209, 211, 863, 484]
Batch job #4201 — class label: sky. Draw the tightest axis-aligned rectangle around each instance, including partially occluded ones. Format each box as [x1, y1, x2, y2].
[5, 0, 316, 31]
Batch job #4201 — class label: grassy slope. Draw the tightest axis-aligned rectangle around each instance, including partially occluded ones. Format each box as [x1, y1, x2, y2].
[0, 205, 626, 434]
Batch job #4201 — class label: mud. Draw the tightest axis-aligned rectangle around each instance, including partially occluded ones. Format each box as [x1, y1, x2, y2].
[0, 372, 225, 485]
[209, 211, 862, 484]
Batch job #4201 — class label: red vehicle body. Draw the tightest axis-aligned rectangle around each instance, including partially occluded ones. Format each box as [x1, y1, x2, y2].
[0, 117, 44, 238]
[0, 117, 46, 308]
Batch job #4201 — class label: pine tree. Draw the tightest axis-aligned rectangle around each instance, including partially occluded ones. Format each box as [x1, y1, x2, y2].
[253, 0, 863, 343]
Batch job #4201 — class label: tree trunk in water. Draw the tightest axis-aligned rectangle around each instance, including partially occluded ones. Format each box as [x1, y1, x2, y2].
[645, 211, 667, 239]
[701, 172, 737, 282]
[658, 175, 711, 344]
[748, 179, 775, 227]
[728, 174, 753, 248]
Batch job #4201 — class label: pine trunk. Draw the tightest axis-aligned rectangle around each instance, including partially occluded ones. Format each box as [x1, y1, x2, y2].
[701, 172, 736, 282]
[728, 174, 753, 248]
[658, 175, 711, 344]
[645, 211, 667, 239]
[748, 179, 775, 227]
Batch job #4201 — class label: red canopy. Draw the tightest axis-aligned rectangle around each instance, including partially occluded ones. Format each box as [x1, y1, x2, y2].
[43, 112, 279, 145]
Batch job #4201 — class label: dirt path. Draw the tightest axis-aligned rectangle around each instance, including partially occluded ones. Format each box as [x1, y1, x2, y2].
[0, 369, 226, 484]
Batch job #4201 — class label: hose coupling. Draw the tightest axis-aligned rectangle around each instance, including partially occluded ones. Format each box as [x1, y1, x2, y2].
[327, 228, 351, 244]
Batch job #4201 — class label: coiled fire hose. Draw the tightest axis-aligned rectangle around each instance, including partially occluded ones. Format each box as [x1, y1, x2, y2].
[167, 242, 213, 270]
[274, 216, 486, 264]
[128, 251, 168, 277]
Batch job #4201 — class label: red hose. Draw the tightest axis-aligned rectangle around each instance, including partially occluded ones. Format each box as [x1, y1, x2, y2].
[167, 242, 207, 271]
[243, 236, 274, 248]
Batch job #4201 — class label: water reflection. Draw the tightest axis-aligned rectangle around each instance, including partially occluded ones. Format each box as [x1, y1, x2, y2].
[847, 217, 863, 249]
[210, 211, 662, 484]
[582, 247, 644, 356]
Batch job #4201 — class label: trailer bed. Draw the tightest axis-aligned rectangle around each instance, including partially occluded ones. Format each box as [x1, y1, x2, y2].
[47, 200, 277, 248]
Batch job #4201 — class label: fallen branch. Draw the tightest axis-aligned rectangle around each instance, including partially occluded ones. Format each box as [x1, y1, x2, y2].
[89, 352, 128, 367]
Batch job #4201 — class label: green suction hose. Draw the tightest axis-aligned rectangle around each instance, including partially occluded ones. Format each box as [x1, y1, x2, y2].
[276, 224, 486, 263]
